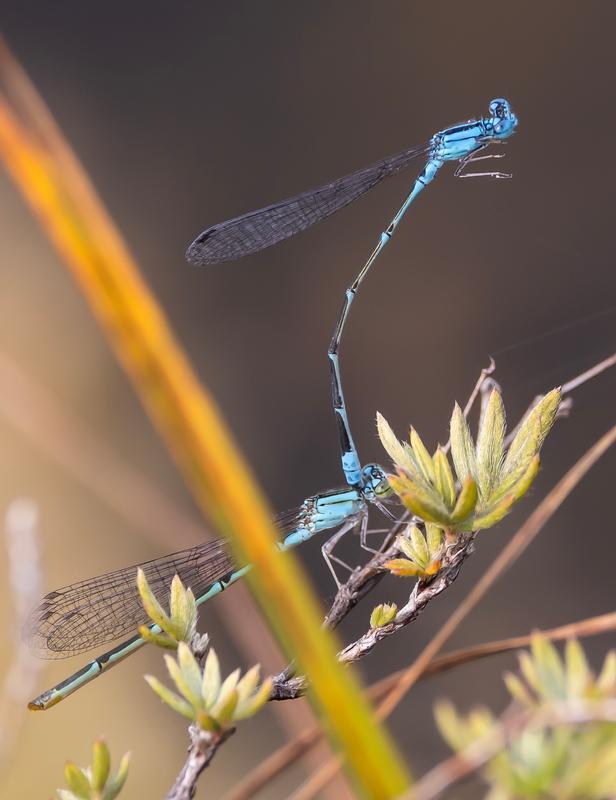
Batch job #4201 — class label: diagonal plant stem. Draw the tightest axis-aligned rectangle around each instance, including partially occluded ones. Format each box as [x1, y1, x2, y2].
[0, 40, 409, 797]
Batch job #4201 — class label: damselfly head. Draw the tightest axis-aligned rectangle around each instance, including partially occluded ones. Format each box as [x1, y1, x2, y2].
[361, 463, 393, 501]
[489, 98, 518, 139]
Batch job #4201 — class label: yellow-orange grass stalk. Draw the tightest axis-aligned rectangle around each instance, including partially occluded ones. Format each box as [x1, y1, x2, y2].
[0, 57, 410, 798]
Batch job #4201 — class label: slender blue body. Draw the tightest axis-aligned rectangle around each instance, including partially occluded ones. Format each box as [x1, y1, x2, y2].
[27, 99, 517, 710]
[327, 100, 517, 488]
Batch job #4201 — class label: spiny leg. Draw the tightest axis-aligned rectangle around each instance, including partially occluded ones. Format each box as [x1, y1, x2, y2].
[321, 514, 366, 588]
[359, 511, 383, 555]
[455, 145, 511, 179]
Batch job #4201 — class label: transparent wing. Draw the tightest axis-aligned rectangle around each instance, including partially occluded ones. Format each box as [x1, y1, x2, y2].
[25, 505, 308, 659]
[186, 142, 430, 264]
[25, 539, 234, 659]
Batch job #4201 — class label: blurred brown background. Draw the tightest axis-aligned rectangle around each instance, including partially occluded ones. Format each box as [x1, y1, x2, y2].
[0, 1, 615, 797]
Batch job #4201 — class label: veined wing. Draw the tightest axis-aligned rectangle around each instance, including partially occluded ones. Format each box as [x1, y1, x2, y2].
[186, 142, 430, 264]
[25, 504, 308, 659]
[25, 539, 235, 659]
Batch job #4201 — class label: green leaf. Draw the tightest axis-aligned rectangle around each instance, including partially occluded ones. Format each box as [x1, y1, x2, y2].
[434, 701, 470, 751]
[236, 664, 260, 705]
[409, 525, 429, 565]
[169, 575, 189, 635]
[508, 454, 540, 501]
[433, 447, 456, 509]
[502, 389, 560, 479]
[471, 457, 538, 531]
[597, 652, 616, 693]
[210, 684, 238, 726]
[164, 649, 201, 708]
[370, 603, 398, 628]
[469, 493, 516, 531]
[202, 648, 222, 707]
[409, 428, 436, 485]
[518, 651, 541, 693]
[450, 476, 478, 525]
[476, 388, 506, 498]
[402, 443, 428, 486]
[384, 558, 424, 576]
[137, 568, 171, 633]
[532, 635, 566, 700]
[63, 764, 90, 799]
[177, 642, 203, 706]
[392, 480, 452, 526]
[450, 403, 477, 484]
[565, 638, 590, 698]
[91, 740, 110, 791]
[504, 672, 535, 708]
[138, 625, 178, 650]
[145, 675, 194, 720]
[234, 677, 272, 720]
[425, 523, 443, 557]
[376, 412, 414, 473]
[216, 668, 240, 707]
[185, 588, 197, 634]
[103, 753, 130, 800]
[396, 532, 418, 562]
[196, 709, 218, 732]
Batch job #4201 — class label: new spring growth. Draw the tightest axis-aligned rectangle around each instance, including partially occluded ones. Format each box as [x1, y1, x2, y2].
[57, 739, 129, 800]
[370, 603, 398, 628]
[385, 523, 443, 578]
[436, 637, 616, 799]
[146, 644, 272, 733]
[136, 568, 197, 649]
[377, 387, 561, 534]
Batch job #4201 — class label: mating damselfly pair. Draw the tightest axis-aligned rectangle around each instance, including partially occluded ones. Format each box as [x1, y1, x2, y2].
[25, 98, 518, 710]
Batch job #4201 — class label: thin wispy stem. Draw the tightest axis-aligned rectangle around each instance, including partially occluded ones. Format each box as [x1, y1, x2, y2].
[0, 500, 43, 766]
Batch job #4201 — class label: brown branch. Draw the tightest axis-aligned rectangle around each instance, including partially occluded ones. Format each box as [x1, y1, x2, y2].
[339, 534, 476, 664]
[166, 725, 235, 800]
[269, 532, 475, 699]
[162, 635, 234, 800]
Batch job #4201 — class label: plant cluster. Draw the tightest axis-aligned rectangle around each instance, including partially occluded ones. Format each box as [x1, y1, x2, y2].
[377, 388, 560, 536]
[436, 636, 616, 799]
[57, 740, 129, 800]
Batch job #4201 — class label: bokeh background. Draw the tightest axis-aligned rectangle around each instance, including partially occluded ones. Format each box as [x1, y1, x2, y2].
[0, 2, 615, 797]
